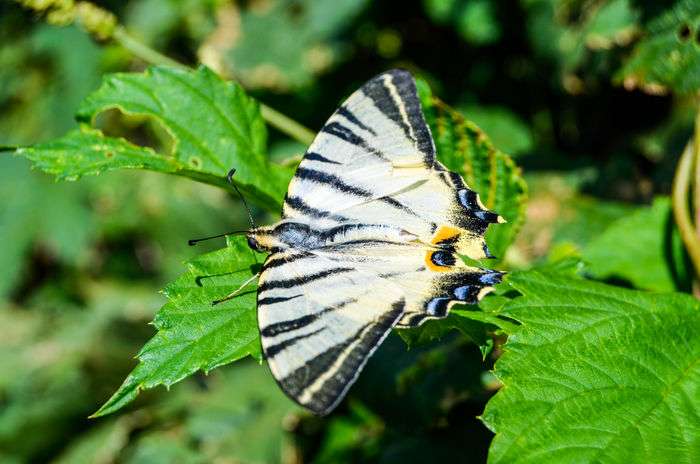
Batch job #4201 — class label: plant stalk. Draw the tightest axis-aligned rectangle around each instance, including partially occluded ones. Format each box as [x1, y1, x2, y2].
[693, 108, 700, 297]
[672, 141, 700, 296]
[113, 27, 187, 70]
[259, 104, 315, 147]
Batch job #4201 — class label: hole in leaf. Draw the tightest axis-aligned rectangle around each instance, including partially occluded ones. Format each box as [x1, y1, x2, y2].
[678, 23, 691, 41]
[92, 109, 175, 157]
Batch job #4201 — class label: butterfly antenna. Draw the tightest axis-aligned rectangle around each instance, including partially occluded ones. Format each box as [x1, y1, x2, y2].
[187, 169, 256, 246]
[227, 168, 256, 229]
[188, 230, 247, 246]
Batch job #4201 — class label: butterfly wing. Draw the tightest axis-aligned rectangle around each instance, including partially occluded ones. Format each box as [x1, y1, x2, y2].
[282, 68, 502, 260]
[258, 69, 503, 414]
[257, 250, 406, 414]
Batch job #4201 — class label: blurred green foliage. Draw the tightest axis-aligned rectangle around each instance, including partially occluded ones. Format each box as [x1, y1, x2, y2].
[2, 0, 699, 462]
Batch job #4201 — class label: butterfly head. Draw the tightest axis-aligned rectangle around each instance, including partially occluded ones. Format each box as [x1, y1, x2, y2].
[246, 226, 282, 253]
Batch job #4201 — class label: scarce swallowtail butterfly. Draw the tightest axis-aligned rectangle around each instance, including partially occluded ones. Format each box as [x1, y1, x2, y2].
[242, 70, 503, 415]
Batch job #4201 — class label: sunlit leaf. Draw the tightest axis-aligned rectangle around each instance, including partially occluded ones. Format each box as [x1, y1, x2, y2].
[15, 66, 293, 211]
[482, 270, 700, 463]
[397, 312, 495, 357]
[93, 237, 262, 417]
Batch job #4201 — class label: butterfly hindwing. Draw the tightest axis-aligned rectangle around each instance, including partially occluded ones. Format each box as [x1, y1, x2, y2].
[256, 224, 502, 413]
[257, 250, 406, 414]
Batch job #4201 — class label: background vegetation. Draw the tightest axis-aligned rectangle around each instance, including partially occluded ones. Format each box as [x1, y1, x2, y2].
[1, 0, 698, 463]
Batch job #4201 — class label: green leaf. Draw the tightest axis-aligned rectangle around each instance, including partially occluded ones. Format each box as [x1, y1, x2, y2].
[397, 312, 496, 358]
[617, 0, 700, 94]
[552, 195, 635, 248]
[482, 270, 700, 463]
[15, 66, 294, 211]
[202, 0, 370, 91]
[418, 80, 528, 259]
[16, 128, 178, 180]
[584, 197, 688, 292]
[92, 237, 262, 417]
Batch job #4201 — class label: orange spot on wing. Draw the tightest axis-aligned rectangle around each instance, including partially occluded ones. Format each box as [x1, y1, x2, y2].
[431, 225, 460, 245]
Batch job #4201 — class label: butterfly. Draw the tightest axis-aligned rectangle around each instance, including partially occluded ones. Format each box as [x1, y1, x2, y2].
[239, 70, 502, 415]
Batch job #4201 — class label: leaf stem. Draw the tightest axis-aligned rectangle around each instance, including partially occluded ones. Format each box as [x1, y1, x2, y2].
[111, 27, 315, 146]
[672, 141, 700, 292]
[259, 104, 315, 147]
[112, 27, 187, 70]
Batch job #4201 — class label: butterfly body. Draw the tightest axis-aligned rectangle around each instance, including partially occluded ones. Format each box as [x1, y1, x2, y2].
[245, 69, 503, 415]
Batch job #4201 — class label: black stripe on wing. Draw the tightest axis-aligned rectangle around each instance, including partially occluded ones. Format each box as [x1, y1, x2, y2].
[265, 327, 326, 358]
[378, 195, 420, 218]
[321, 122, 387, 161]
[295, 167, 372, 198]
[264, 252, 313, 269]
[361, 69, 435, 165]
[257, 267, 355, 293]
[336, 105, 377, 136]
[260, 297, 357, 338]
[258, 294, 302, 306]
[284, 195, 350, 222]
[278, 298, 405, 415]
[304, 151, 341, 164]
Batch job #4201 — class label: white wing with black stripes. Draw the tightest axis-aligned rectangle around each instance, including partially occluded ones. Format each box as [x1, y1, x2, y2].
[257, 249, 406, 414]
[255, 69, 503, 415]
[282, 69, 502, 258]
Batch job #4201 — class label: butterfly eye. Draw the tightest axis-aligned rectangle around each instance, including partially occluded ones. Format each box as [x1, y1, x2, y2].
[247, 236, 260, 251]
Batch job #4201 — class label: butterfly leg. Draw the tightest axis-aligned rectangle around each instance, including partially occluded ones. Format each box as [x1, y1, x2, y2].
[212, 272, 260, 305]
